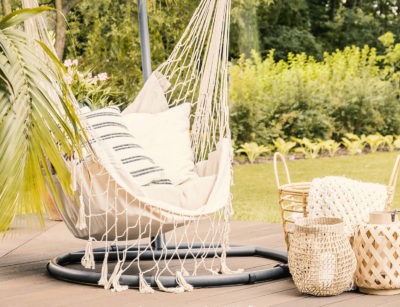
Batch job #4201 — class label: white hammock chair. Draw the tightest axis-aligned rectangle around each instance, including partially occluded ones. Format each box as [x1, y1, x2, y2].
[22, 0, 288, 293]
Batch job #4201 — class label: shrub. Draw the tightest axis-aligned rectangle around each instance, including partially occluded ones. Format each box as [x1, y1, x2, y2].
[319, 139, 341, 157]
[365, 134, 385, 152]
[292, 137, 322, 159]
[64, 59, 120, 110]
[230, 45, 400, 147]
[272, 138, 296, 156]
[236, 142, 270, 163]
[341, 133, 365, 155]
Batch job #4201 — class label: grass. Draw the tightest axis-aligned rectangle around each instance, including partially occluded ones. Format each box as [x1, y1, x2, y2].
[231, 151, 400, 223]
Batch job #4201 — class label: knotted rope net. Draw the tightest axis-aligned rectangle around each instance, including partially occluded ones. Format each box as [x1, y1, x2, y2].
[22, 0, 235, 293]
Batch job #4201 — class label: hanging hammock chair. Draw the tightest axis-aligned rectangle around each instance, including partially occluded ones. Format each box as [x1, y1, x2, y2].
[22, 0, 289, 293]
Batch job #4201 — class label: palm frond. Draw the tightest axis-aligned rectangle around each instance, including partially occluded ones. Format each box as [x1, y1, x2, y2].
[0, 10, 83, 233]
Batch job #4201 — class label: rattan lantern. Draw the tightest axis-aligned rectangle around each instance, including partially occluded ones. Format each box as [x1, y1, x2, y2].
[353, 211, 400, 295]
[288, 217, 356, 296]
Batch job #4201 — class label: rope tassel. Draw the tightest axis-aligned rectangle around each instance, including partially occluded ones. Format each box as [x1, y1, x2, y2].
[139, 273, 154, 294]
[105, 260, 121, 290]
[105, 260, 128, 292]
[155, 279, 185, 294]
[76, 195, 87, 230]
[98, 250, 109, 286]
[176, 271, 193, 292]
[112, 270, 128, 292]
[70, 161, 77, 192]
[81, 237, 95, 270]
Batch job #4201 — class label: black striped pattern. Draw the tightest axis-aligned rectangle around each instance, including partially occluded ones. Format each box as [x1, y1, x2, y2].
[92, 122, 127, 130]
[100, 132, 134, 141]
[130, 166, 164, 178]
[121, 155, 154, 164]
[113, 144, 142, 151]
[84, 107, 172, 187]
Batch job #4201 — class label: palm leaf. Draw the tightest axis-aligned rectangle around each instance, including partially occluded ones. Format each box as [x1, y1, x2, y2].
[0, 10, 83, 233]
[0, 7, 53, 30]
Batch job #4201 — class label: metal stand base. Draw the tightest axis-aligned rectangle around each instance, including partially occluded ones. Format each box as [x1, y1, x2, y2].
[47, 244, 289, 288]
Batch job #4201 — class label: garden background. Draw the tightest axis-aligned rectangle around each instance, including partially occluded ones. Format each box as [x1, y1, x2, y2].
[2, 0, 400, 222]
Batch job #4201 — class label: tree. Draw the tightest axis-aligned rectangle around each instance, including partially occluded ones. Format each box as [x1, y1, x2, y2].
[1, 0, 11, 15]
[55, 0, 81, 59]
[257, 0, 323, 60]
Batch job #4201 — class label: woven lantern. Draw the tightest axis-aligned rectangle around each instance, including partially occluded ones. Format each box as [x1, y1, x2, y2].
[353, 211, 400, 295]
[288, 217, 356, 296]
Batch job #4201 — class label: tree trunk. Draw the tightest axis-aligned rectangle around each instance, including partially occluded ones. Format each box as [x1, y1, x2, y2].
[238, 1, 260, 58]
[55, 0, 81, 60]
[55, 0, 66, 60]
[1, 0, 11, 16]
[329, 0, 336, 21]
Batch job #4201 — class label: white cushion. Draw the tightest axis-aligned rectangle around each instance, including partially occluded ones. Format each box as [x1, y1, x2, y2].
[142, 175, 216, 210]
[83, 107, 172, 187]
[123, 103, 196, 185]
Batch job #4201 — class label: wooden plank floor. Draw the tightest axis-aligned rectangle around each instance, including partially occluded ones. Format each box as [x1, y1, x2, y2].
[2, 220, 400, 307]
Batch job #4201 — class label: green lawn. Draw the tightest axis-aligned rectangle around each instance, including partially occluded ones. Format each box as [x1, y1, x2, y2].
[232, 152, 400, 223]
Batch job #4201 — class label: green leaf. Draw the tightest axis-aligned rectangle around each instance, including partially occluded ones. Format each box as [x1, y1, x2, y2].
[0, 7, 53, 30]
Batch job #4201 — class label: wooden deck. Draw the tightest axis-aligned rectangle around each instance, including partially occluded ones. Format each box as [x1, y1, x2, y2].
[2, 220, 400, 307]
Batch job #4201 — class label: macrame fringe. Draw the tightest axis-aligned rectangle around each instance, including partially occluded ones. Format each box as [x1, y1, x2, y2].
[75, 195, 87, 230]
[155, 279, 185, 294]
[176, 271, 193, 292]
[98, 250, 109, 286]
[70, 160, 77, 192]
[219, 212, 244, 275]
[139, 273, 154, 294]
[181, 267, 190, 277]
[81, 237, 95, 270]
[111, 270, 128, 292]
[105, 260, 127, 292]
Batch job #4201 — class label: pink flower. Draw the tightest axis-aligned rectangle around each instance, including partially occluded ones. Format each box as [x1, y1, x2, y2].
[72, 59, 79, 66]
[77, 72, 84, 79]
[97, 72, 108, 81]
[63, 59, 73, 67]
[65, 74, 73, 85]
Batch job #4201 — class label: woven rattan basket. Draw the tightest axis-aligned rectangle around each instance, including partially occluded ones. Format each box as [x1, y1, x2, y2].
[353, 212, 400, 295]
[288, 217, 356, 296]
[274, 152, 400, 250]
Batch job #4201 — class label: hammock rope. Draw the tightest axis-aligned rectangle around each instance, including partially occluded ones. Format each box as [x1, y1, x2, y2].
[23, 0, 234, 293]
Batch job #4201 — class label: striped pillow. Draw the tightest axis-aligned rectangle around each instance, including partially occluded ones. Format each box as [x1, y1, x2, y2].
[84, 107, 172, 187]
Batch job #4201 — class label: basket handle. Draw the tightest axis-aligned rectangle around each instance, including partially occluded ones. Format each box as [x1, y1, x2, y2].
[273, 152, 291, 187]
[388, 154, 400, 192]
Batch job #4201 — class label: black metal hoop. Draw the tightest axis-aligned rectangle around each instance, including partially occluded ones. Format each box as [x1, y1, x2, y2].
[47, 244, 289, 288]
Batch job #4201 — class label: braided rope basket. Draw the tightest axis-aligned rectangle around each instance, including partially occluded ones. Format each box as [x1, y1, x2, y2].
[288, 217, 356, 296]
[273, 153, 400, 250]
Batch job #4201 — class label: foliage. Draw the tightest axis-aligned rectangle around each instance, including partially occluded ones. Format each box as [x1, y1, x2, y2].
[383, 135, 395, 152]
[236, 142, 270, 164]
[394, 136, 400, 151]
[64, 0, 199, 109]
[272, 138, 296, 156]
[292, 137, 321, 159]
[319, 139, 341, 157]
[0, 8, 83, 232]
[341, 133, 365, 155]
[230, 46, 400, 146]
[64, 58, 120, 110]
[20, 0, 400, 107]
[365, 134, 385, 153]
